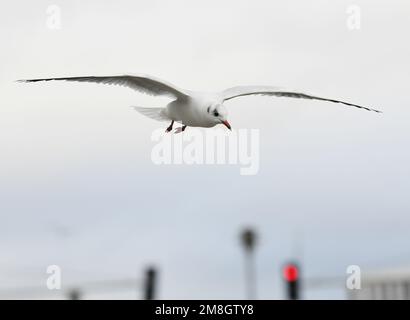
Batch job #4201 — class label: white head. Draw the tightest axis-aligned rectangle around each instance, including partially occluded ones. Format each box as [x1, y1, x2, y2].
[206, 103, 231, 130]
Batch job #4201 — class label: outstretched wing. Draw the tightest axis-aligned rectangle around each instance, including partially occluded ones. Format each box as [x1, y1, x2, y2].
[220, 85, 381, 113]
[18, 74, 189, 99]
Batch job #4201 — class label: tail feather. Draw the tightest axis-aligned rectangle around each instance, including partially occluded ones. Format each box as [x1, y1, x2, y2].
[131, 106, 170, 122]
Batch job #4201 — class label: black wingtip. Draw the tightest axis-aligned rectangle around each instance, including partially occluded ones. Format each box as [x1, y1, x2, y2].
[371, 108, 383, 113]
[16, 78, 53, 83]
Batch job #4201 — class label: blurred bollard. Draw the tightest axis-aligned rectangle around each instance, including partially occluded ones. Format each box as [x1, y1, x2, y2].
[68, 288, 81, 300]
[144, 267, 157, 300]
[241, 227, 257, 300]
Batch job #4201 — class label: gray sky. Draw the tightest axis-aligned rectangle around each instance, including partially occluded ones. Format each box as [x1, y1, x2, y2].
[1, 0, 410, 299]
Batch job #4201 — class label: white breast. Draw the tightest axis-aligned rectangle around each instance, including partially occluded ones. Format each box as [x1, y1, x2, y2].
[165, 94, 216, 127]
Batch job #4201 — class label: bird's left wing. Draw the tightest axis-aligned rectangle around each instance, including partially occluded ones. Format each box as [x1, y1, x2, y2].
[220, 85, 381, 113]
[18, 74, 189, 99]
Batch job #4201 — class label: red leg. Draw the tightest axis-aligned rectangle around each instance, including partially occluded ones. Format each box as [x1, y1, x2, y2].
[174, 125, 187, 133]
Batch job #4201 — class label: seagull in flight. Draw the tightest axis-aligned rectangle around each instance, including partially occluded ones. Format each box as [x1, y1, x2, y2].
[19, 74, 381, 132]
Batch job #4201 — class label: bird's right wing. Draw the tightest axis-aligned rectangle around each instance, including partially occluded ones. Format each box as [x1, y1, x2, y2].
[18, 74, 189, 100]
[220, 85, 381, 113]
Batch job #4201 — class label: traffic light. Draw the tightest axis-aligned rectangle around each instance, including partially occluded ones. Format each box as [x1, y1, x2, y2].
[282, 262, 300, 300]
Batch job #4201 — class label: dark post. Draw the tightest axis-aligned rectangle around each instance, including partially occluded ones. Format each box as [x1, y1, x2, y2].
[241, 228, 257, 300]
[68, 288, 81, 300]
[144, 267, 157, 300]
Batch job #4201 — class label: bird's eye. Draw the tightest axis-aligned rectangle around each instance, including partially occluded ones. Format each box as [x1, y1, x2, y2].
[214, 111, 219, 117]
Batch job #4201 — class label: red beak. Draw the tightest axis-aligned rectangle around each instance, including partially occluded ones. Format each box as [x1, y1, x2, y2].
[221, 120, 231, 130]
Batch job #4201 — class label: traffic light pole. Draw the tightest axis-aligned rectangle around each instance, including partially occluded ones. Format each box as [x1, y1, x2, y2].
[244, 249, 256, 300]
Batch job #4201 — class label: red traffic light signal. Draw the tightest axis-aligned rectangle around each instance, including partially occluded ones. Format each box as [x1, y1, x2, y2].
[282, 262, 300, 300]
[283, 264, 299, 282]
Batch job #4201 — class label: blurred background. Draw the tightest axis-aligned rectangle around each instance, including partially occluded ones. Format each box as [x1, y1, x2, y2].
[0, 0, 409, 299]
